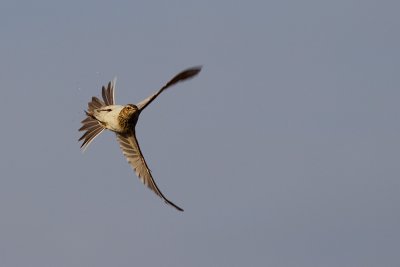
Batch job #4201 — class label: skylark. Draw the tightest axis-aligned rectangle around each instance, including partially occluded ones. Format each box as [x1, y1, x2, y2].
[79, 66, 202, 211]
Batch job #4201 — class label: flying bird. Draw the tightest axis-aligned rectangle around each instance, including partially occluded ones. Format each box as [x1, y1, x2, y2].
[79, 66, 202, 211]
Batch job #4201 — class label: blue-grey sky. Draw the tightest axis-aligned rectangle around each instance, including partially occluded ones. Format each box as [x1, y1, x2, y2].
[1, 0, 399, 266]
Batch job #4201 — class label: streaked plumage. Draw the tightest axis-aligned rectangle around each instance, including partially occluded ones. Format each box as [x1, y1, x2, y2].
[79, 66, 202, 211]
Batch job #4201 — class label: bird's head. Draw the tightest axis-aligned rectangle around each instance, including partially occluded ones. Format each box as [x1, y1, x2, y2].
[118, 104, 140, 131]
[122, 104, 139, 116]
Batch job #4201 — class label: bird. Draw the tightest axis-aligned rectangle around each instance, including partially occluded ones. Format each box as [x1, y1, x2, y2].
[78, 66, 202, 211]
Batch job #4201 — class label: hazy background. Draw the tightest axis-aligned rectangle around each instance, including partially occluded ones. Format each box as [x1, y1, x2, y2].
[1, 0, 399, 266]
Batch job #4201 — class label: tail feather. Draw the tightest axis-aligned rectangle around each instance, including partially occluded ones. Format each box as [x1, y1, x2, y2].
[78, 120, 99, 131]
[88, 97, 104, 112]
[79, 97, 106, 151]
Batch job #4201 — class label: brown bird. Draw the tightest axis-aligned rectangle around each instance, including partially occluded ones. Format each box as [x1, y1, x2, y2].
[79, 66, 202, 211]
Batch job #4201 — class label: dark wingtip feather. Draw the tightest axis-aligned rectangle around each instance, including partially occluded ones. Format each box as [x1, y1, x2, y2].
[166, 200, 184, 212]
[164, 66, 202, 89]
[184, 65, 202, 77]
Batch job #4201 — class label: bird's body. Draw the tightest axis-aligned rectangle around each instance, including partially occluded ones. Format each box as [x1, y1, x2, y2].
[90, 105, 125, 131]
[89, 104, 139, 133]
[79, 67, 201, 211]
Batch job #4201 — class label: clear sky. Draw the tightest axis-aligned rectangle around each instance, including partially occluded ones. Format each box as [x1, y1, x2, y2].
[1, 0, 399, 266]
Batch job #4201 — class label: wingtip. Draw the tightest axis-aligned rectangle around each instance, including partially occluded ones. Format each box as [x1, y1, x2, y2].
[165, 199, 184, 212]
[176, 205, 184, 212]
[184, 65, 202, 76]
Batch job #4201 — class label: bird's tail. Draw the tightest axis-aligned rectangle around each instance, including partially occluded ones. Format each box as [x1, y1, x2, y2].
[78, 96, 106, 151]
[78, 79, 116, 151]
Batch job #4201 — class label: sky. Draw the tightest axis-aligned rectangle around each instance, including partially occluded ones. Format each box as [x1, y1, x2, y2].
[0, 0, 399, 266]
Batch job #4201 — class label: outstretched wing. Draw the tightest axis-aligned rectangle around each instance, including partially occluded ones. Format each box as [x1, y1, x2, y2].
[116, 130, 184, 211]
[79, 78, 116, 151]
[137, 66, 202, 111]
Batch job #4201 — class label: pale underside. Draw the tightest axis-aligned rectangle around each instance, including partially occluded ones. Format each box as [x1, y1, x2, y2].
[91, 105, 125, 132]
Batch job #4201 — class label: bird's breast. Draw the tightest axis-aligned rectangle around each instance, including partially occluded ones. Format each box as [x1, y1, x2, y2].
[118, 110, 139, 133]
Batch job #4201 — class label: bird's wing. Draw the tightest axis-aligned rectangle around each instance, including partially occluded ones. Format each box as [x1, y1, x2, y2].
[102, 77, 116, 105]
[137, 66, 202, 111]
[116, 130, 184, 211]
